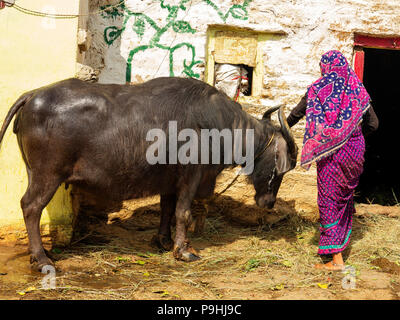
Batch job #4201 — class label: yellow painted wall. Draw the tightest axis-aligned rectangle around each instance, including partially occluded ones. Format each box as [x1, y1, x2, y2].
[0, 1, 80, 245]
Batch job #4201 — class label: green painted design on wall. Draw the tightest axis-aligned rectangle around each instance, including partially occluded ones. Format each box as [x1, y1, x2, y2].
[101, 0, 253, 82]
[100, 3, 124, 20]
[203, 0, 252, 22]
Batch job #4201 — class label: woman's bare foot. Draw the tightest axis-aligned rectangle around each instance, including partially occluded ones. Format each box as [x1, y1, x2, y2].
[314, 252, 345, 271]
[314, 261, 345, 271]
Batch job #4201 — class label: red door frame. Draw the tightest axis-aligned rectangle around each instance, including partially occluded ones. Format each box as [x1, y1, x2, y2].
[353, 34, 400, 81]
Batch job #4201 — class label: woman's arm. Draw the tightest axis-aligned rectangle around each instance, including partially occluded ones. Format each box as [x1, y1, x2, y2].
[287, 93, 307, 127]
[362, 103, 379, 137]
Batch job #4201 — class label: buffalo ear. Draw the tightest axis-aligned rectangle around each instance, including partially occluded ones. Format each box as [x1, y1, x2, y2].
[262, 105, 282, 121]
[276, 136, 295, 174]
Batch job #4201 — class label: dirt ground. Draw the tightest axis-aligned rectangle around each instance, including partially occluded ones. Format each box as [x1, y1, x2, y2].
[0, 167, 400, 300]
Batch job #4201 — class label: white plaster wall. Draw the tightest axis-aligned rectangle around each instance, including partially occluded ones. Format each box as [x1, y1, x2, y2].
[86, 0, 400, 107]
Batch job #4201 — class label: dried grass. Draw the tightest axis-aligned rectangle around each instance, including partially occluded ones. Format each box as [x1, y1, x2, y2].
[2, 198, 400, 300]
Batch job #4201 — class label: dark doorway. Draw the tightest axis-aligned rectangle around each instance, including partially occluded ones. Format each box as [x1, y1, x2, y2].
[356, 48, 400, 205]
[240, 64, 253, 96]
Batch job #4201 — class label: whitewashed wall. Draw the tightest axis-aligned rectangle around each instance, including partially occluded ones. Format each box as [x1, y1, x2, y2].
[86, 0, 400, 110]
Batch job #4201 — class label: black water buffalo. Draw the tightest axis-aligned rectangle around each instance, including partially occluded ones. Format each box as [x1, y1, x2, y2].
[0, 77, 297, 270]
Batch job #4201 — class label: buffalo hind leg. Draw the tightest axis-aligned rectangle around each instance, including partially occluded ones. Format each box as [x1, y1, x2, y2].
[173, 171, 201, 262]
[151, 194, 176, 251]
[21, 174, 62, 271]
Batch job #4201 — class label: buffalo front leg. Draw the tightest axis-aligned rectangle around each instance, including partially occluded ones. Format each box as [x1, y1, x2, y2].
[173, 172, 201, 262]
[151, 194, 176, 251]
[21, 174, 62, 271]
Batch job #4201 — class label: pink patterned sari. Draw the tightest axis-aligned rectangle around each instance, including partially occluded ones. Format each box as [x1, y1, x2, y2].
[302, 51, 371, 254]
[301, 50, 370, 169]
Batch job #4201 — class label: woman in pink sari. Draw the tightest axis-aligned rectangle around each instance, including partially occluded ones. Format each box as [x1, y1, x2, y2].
[287, 50, 378, 270]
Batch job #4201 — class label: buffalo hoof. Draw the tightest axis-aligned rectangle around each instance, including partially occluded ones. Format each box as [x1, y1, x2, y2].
[30, 254, 54, 272]
[173, 245, 201, 262]
[181, 251, 201, 262]
[151, 234, 174, 251]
